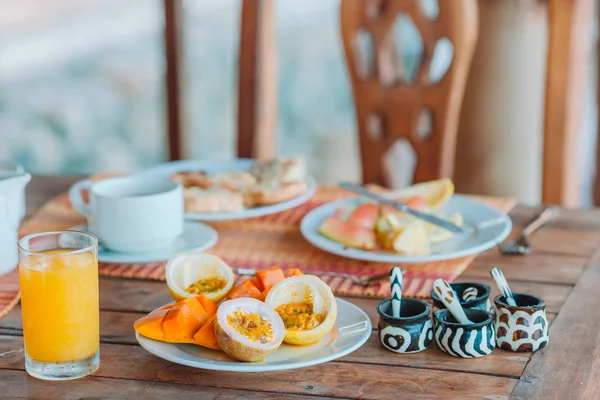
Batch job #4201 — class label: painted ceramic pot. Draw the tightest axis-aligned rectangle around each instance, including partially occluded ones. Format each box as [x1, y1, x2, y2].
[430, 282, 492, 312]
[434, 308, 496, 358]
[494, 294, 548, 352]
[377, 298, 433, 354]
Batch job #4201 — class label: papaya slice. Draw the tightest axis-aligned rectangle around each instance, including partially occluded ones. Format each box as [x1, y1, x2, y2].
[256, 267, 285, 292]
[133, 308, 169, 341]
[227, 279, 262, 300]
[134, 294, 221, 350]
[162, 304, 202, 343]
[195, 294, 217, 316]
[285, 268, 304, 278]
[193, 314, 220, 350]
[249, 277, 262, 291]
[182, 297, 211, 327]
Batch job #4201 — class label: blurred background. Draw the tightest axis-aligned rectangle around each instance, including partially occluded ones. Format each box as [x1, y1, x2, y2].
[0, 0, 598, 206]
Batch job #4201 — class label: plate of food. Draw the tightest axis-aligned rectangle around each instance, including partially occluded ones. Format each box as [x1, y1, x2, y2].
[140, 158, 316, 221]
[300, 179, 512, 263]
[134, 253, 371, 372]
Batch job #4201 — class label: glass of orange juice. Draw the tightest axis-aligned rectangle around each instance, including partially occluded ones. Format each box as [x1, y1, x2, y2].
[18, 230, 99, 380]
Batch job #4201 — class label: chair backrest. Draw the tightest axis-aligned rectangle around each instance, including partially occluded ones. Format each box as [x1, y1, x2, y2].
[163, 0, 277, 161]
[340, 0, 478, 187]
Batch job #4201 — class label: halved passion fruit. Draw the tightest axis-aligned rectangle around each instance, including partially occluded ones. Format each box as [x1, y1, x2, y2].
[265, 275, 337, 345]
[166, 253, 234, 303]
[214, 298, 285, 362]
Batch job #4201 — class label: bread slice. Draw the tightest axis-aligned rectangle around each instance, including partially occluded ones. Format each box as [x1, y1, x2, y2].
[183, 187, 244, 213]
[171, 171, 212, 189]
[209, 171, 256, 191]
[248, 157, 306, 184]
[243, 181, 308, 207]
[172, 171, 256, 191]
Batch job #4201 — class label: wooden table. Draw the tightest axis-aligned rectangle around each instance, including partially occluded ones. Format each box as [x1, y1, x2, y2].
[2, 176, 600, 399]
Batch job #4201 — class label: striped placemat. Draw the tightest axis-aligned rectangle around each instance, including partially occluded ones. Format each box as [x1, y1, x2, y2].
[0, 267, 19, 320]
[6, 184, 515, 307]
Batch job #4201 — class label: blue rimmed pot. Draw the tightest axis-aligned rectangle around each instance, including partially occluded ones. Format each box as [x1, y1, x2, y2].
[494, 294, 548, 352]
[430, 282, 492, 312]
[377, 298, 433, 354]
[434, 308, 495, 358]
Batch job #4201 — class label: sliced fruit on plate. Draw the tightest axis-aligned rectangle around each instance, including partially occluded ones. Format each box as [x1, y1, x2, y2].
[332, 205, 354, 221]
[215, 297, 285, 362]
[384, 178, 454, 211]
[265, 275, 337, 345]
[427, 212, 464, 243]
[194, 313, 221, 350]
[133, 294, 219, 346]
[166, 253, 235, 303]
[318, 216, 376, 250]
[227, 279, 262, 300]
[256, 266, 286, 292]
[347, 203, 378, 229]
[285, 268, 304, 278]
[390, 220, 431, 256]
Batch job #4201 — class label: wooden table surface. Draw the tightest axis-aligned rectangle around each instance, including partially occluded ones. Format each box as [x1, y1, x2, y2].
[2, 176, 600, 399]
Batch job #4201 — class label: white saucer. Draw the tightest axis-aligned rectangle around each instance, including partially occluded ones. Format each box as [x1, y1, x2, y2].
[71, 221, 218, 264]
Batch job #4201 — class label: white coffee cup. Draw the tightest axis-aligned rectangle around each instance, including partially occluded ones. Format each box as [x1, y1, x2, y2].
[68, 176, 184, 253]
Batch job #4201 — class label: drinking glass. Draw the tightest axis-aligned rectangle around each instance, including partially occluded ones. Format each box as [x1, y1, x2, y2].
[18, 231, 99, 380]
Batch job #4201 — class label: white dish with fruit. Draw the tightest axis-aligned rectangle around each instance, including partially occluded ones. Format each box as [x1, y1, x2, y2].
[300, 179, 512, 263]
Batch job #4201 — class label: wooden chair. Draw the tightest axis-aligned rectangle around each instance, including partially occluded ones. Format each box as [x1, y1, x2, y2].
[339, 0, 478, 187]
[543, 0, 593, 206]
[163, 0, 277, 161]
[162, 0, 592, 206]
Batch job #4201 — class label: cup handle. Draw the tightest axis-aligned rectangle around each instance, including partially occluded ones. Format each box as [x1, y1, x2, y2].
[68, 179, 93, 217]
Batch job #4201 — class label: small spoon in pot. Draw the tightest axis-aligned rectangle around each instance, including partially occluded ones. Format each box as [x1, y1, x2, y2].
[433, 279, 472, 324]
[490, 267, 517, 306]
[390, 267, 403, 318]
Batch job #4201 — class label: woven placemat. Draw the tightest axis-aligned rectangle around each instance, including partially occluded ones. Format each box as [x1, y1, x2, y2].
[10, 184, 515, 304]
[0, 267, 19, 320]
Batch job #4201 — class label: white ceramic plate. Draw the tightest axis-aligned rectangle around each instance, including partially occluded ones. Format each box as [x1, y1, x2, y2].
[71, 221, 218, 263]
[139, 159, 317, 221]
[300, 195, 512, 264]
[135, 298, 371, 372]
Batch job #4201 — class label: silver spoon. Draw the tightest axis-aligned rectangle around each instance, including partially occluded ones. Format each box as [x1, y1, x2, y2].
[433, 279, 472, 324]
[490, 267, 517, 306]
[499, 207, 557, 255]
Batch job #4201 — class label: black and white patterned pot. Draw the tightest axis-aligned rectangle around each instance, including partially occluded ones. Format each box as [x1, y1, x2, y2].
[430, 282, 492, 312]
[434, 308, 495, 358]
[377, 298, 433, 354]
[494, 294, 548, 352]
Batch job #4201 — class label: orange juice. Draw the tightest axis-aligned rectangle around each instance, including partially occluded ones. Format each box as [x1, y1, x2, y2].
[19, 249, 99, 363]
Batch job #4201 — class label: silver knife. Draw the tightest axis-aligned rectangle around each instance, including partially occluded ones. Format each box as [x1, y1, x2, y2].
[339, 182, 463, 233]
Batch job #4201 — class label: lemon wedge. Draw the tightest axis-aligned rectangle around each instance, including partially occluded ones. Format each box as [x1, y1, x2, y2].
[384, 178, 454, 211]
[166, 252, 234, 303]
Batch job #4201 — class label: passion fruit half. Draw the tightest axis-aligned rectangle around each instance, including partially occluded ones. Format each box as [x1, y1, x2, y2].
[166, 252, 234, 303]
[265, 275, 337, 345]
[214, 298, 285, 362]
